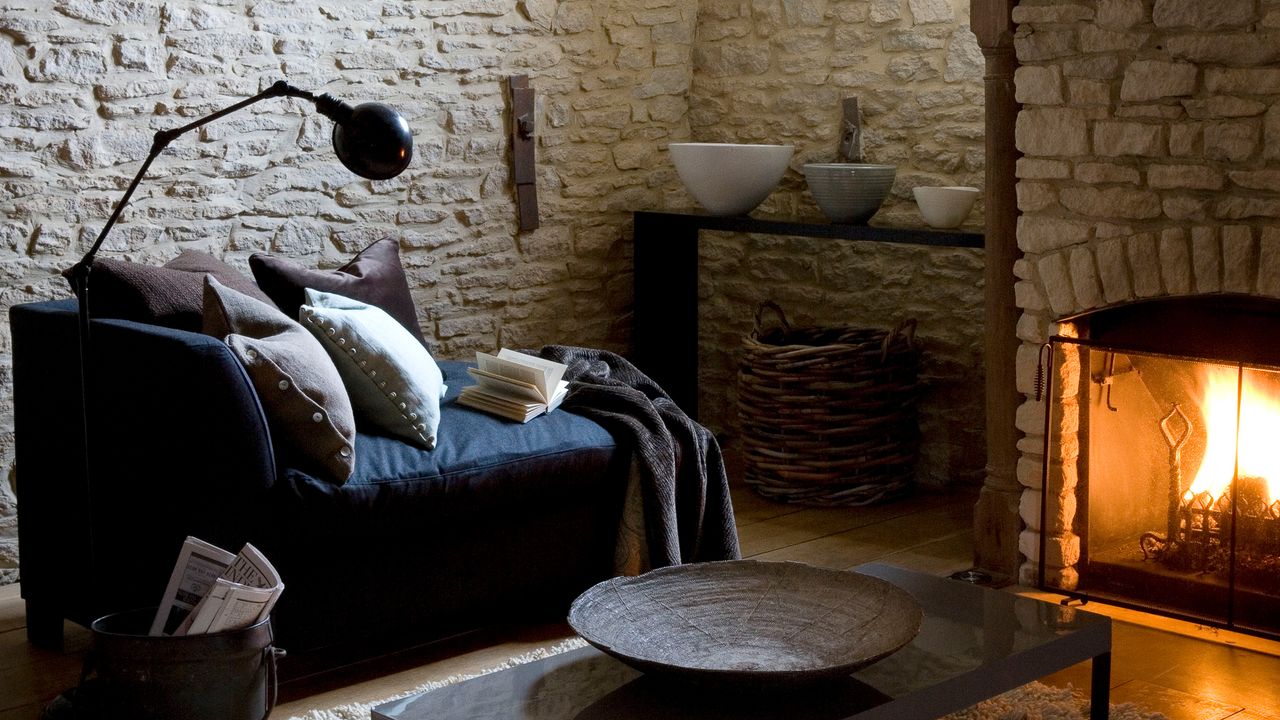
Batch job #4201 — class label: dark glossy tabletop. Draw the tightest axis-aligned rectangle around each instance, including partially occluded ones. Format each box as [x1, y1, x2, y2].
[373, 563, 1111, 720]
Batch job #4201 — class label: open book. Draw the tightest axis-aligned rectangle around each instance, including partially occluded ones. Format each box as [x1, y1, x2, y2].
[457, 349, 569, 423]
[149, 537, 284, 636]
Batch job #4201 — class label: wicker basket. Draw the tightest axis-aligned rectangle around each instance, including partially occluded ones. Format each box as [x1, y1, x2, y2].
[738, 302, 922, 506]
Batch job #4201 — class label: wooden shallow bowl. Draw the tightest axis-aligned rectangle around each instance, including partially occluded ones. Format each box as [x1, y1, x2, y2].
[568, 560, 922, 687]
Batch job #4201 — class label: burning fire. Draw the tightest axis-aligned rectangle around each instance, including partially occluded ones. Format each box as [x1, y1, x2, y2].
[1187, 365, 1280, 505]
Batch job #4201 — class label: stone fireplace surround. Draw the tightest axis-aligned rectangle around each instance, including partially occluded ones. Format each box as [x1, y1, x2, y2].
[1014, 231, 1280, 588]
[986, 0, 1280, 589]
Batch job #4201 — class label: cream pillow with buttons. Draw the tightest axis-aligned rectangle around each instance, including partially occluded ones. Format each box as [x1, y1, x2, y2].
[300, 288, 447, 450]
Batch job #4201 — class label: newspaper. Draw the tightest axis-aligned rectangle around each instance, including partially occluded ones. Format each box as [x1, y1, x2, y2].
[148, 537, 236, 636]
[150, 537, 284, 636]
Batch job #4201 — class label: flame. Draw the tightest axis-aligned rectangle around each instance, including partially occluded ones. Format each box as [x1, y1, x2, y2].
[1187, 365, 1280, 504]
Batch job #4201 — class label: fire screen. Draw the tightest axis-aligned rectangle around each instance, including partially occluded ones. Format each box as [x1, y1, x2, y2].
[1041, 336, 1280, 638]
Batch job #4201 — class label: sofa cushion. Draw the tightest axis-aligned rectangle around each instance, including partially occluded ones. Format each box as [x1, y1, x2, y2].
[275, 361, 626, 528]
[203, 277, 358, 485]
[249, 238, 427, 348]
[70, 250, 276, 332]
[300, 289, 446, 450]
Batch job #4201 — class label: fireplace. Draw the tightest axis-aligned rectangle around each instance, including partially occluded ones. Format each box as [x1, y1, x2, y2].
[1039, 296, 1280, 639]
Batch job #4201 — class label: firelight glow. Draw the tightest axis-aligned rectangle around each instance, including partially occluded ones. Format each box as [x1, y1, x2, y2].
[1187, 364, 1280, 504]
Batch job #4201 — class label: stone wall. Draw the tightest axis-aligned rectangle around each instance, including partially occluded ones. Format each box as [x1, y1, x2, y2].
[687, 0, 989, 486]
[1011, 0, 1280, 586]
[0, 0, 699, 583]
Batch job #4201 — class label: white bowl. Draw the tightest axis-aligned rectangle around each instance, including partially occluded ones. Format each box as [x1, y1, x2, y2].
[669, 143, 795, 216]
[913, 186, 980, 229]
[803, 163, 896, 224]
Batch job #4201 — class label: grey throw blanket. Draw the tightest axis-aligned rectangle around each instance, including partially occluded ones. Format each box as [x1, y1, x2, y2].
[539, 346, 740, 574]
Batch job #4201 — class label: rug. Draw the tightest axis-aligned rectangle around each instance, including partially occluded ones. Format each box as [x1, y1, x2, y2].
[287, 638, 1168, 720]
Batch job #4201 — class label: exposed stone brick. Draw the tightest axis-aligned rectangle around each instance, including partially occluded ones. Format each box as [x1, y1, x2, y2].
[1061, 186, 1162, 220]
[1216, 196, 1280, 220]
[1015, 65, 1064, 105]
[1081, 25, 1147, 53]
[1120, 60, 1197, 102]
[907, 0, 953, 24]
[1093, 121, 1163, 157]
[1016, 107, 1089, 156]
[1015, 29, 1077, 63]
[1096, 237, 1134, 304]
[1222, 225, 1256, 293]
[1204, 120, 1260, 162]
[1205, 68, 1280, 95]
[1068, 78, 1111, 106]
[1127, 234, 1161, 297]
[1075, 162, 1139, 185]
[1181, 96, 1267, 120]
[1068, 246, 1103, 309]
[1192, 226, 1223, 292]
[1163, 195, 1212, 222]
[1016, 158, 1072, 179]
[1037, 252, 1076, 315]
[1167, 32, 1280, 65]
[1159, 228, 1194, 295]
[1148, 164, 1223, 190]
[1096, 0, 1147, 28]
[1012, 5, 1094, 24]
[1259, 227, 1280, 298]
[1153, 0, 1257, 29]
[1017, 215, 1091, 253]
[1267, 105, 1280, 160]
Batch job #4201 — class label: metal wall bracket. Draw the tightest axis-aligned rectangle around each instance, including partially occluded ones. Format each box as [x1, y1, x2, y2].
[838, 96, 861, 163]
[508, 75, 539, 232]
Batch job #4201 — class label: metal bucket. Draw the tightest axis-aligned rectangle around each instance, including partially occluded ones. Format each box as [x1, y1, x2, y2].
[84, 607, 282, 720]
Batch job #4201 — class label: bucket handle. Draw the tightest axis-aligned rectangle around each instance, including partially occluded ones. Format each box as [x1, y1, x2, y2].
[263, 646, 287, 720]
[880, 319, 917, 363]
[753, 300, 792, 339]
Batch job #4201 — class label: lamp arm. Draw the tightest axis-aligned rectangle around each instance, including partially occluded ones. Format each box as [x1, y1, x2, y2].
[66, 80, 317, 593]
[69, 80, 316, 282]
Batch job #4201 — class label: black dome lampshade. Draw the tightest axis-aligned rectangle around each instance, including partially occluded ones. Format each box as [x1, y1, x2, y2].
[314, 94, 414, 180]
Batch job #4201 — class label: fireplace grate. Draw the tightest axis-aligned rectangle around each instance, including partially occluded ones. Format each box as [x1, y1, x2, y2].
[1142, 490, 1280, 573]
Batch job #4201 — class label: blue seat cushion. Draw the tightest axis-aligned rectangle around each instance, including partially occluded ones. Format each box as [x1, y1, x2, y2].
[273, 361, 627, 528]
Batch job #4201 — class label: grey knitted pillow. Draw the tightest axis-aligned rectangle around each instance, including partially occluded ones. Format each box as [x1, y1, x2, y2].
[202, 276, 357, 484]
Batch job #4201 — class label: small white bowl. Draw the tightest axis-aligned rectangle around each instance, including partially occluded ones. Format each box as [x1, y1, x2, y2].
[913, 186, 980, 229]
[669, 143, 795, 216]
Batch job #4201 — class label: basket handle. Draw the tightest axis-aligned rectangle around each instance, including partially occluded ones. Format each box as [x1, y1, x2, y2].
[880, 318, 918, 362]
[753, 301, 792, 339]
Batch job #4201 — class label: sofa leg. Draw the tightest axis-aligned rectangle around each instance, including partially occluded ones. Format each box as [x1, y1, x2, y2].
[25, 599, 65, 650]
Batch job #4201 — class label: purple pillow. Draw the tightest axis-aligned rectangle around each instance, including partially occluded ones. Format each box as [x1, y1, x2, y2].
[67, 250, 277, 332]
[202, 277, 357, 485]
[249, 238, 427, 348]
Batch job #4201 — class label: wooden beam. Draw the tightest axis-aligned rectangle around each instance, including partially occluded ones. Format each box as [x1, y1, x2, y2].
[971, 0, 1024, 580]
[508, 75, 539, 232]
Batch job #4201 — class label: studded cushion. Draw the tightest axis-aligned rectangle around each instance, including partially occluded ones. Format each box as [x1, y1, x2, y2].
[300, 289, 447, 450]
[202, 277, 357, 484]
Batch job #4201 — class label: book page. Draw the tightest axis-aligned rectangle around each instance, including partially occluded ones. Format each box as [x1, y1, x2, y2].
[496, 349, 566, 398]
[467, 367, 546, 403]
[476, 352, 547, 399]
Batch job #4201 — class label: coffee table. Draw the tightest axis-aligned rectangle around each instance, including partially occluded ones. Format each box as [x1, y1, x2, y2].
[373, 563, 1112, 720]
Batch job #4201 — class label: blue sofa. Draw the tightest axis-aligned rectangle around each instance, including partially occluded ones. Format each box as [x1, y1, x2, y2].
[11, 299, 631, 658]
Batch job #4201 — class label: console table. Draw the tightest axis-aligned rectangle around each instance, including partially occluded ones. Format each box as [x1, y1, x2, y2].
[631, 210, 984, 417]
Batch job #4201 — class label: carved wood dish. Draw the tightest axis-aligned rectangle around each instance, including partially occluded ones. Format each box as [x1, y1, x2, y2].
[568, 560, 922, 687]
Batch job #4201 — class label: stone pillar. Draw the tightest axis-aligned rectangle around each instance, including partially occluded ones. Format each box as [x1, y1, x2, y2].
[971, 0, 1023, 579]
